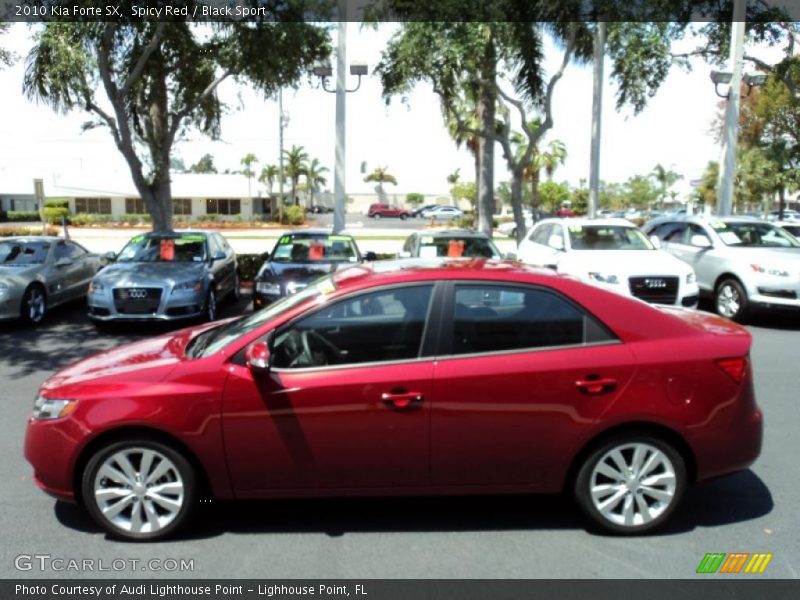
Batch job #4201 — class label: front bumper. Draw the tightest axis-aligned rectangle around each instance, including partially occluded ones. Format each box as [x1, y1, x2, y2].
[87, 286, 206, 321]
[253, 280, 311, 310]
[24, 416, 82, 501]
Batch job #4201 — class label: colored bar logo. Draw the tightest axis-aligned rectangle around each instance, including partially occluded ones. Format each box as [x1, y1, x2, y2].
[696, 553, 773, 574]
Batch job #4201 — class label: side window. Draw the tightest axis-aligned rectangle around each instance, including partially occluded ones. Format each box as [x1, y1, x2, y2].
[402, 236, 415, 254]
[530, 224, 551, 245]
[215, 234, 231, 252]
[272, 285, 434, 369]
[548, 224, 564, 249]
[450, 284, 614, 356]
[685, 223, 711, 247]
[55, 241, 85, 261]
[661, 223, 687, 243]
[207, 235, 221, 256]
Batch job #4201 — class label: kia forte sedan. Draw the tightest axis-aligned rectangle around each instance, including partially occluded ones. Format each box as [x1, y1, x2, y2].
[87, 231, 238, 323]
[25, 259, 762, 540]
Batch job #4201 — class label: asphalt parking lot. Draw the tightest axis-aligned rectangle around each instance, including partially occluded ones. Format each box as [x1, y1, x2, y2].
[0, 297, 797, 579]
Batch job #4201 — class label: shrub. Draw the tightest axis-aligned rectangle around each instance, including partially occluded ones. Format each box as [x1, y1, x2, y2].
[4, 211, 41, 222]
[45, 199, 69, 209]
[0, 225, 58, 237]
[236, 254, 265, 282]
[281, 205, 305, 226]
[405, 192, 424, 207]
[118, 214, 152, 224]
[196, 213, 220, 222]
[42, 207, 70, 225]
[69, 213, 114, 226]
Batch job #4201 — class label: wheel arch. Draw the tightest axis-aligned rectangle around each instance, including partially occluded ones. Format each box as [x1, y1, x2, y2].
[563, 421, 697, 492]
[72, 426, 214, 505]
[713, 272, 746, 294]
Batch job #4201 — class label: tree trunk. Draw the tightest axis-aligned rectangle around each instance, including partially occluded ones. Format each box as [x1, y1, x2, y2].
[531, 168, 540, 213]
[778, 185, 786, 221]
[141, 180, 173, 233]
[477, 43, 497, 238]
[472, 148, 481, 223]
[510, 174, 526, 246]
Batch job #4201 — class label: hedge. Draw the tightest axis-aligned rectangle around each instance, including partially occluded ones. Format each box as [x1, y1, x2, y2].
[45, 199, 69, 209]
[2, 211, 41, 222]
[68, 213, 114, 226]
[0, 226, 58, 237]
[42, 207, 70, 225]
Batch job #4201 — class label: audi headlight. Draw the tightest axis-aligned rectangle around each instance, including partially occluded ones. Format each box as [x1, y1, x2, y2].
[588, 272, 619, 284]
[750, 264, 790, 277]
[32, 395, 76, 420]
[256, 281, 281, 295]
[686, 272, 696, 284]
[172, 280, 203, 294]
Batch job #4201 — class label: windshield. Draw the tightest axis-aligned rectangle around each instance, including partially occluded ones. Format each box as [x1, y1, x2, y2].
[0, 241, 50, 265]
[418, 236, 501, 258]
[191, 276, 337, 358]
[567, 225, 653, 250]
[117, 233, 208, 263]
[271, 234, 359, 263]
[710, 221, 800, 248]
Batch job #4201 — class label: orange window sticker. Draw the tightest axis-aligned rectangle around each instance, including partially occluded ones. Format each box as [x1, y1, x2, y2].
[447, 240, 465, 257]
[160, 239, 175, 261]
[309, 243, 325, 260]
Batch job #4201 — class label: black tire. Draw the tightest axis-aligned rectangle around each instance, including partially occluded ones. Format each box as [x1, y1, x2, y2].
[231, 273, 241, 302]
[374, 213, 381, 220]
[400, 214, 408, 221]
[205, 287, 217, 322]
[20, 283, 47, 325]
[714, 277, 750, 323]
[81, 439, 198, 541]
[574, 434, 686, 535]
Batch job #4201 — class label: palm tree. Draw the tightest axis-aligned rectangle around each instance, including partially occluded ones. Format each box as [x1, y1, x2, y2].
[283, 145, 309, 206]
[303, 158, 329, 208]
[446, 169, 460, 207]
[364, 166, 398, 201]
[540, 139, 567, 181]
[651, 163, 683, 210]
[259, 164, 280, 217]
[240, 153, 259, 200]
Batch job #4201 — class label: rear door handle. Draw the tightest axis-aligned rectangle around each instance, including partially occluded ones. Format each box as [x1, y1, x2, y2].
[382, 389, 423, 410]
[576, 377, 618, 395]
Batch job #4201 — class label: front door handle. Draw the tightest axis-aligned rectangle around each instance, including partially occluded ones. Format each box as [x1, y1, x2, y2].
[382, 388, 423, 410]
[576, 376, 618, 395]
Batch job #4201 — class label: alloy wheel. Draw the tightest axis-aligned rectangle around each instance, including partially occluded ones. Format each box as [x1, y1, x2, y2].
[92, 448, 185, 535]
[716, 283, 740, 318]
[24, 286, 46, 323]
[206, 289, 217, 321]
[588, 442, 678, 528]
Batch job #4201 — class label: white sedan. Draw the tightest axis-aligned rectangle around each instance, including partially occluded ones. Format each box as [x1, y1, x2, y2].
[517, 218, 700, 307]
[421, 206, 463, 220]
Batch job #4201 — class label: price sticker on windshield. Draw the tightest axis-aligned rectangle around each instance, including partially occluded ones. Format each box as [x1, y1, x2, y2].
[160, 239, 175, 261]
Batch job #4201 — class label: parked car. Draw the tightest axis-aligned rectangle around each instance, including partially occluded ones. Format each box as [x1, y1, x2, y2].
[768, 209, 800, 222]
[517, 218, 699, 307]
[0, 236, 100, 324]
[254, 229, 375, 309]
[307, 205, 334, 214]
[498, 216, 533, 239]
[421, 205, 463, 220]
[87, 231, 238, 323]
[773, 221, 800, 238]
[25, 258, 762, 540]
[644, 216, 800, 321]
[400, 229, 503, 259]
[412, 204, 442, 218]
[367, 203, 410, 220]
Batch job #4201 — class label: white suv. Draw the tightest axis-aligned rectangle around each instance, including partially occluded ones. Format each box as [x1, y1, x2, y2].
[517, 218, 699, 307]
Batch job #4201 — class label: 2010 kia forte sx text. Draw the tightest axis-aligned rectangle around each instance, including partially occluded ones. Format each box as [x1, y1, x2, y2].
[24, 259, 762, 540]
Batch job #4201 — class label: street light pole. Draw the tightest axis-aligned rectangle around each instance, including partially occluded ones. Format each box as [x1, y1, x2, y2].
[588, 22, 606, 220]
[333, 11, 347, 234]
[716, 0, 747, 216]
[278, 88, 286, 224]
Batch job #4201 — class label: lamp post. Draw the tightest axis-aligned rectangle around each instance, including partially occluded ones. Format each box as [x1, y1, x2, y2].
[277, 89, 289, 224]
[313, 17, 368, 234]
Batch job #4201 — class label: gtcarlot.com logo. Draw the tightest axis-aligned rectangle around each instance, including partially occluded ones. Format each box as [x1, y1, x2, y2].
[696, 552, 773, 574]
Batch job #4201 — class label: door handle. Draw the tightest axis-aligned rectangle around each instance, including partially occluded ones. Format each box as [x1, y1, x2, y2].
[575, 376, 618, 395]
[381, 388, 423, 410]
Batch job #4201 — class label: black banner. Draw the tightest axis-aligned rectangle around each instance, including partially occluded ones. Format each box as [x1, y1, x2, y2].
[4, 580, 800, 600]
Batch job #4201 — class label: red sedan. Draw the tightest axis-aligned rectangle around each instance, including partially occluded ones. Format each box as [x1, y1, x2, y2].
[24, 259, 762, 540]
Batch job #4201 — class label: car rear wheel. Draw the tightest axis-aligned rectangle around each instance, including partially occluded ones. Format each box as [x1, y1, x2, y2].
[715, 278, 749, 323]
[574, 435, 686, 534]
[205, 288, 217, 322]
[400, 214, 407, 221]
[232, 273, 241, 302]
[373, 213, 381, 220]
[81, 440, 197, 541]
[20, 284, 47, 324]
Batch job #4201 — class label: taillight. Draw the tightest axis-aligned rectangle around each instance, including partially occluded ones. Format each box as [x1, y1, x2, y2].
[716, 357, 748, 384]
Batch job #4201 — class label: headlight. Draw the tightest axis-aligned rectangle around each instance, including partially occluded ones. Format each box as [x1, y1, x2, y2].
[588, 272, 619, 284]
[32, 395, 76, 420]
[256, 281, 281, 295]
[750, 264, 790, 277]
[686, 272, 696, 284]
[172, 280, 203, 293]
[286, 281, 307, 295]
[88, 281, 103, 294]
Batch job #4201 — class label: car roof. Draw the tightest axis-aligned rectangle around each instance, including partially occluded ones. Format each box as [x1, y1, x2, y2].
[535, 217, 637, 228]
[0, 236, 59, 242]
[140, 230, 209, 237]
[281, 228, 353, 237]
[413, 229, 489, 239]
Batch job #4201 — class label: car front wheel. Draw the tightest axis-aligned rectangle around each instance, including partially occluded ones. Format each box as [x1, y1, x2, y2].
[574, 435, 686, 534]
[20, 284, 47, 324]
[715, 278, 749, 323]
[205, 288, 217, 322]
[81, 440, 197, 541]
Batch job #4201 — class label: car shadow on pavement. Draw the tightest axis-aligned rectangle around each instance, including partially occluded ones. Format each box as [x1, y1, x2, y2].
[0, 293, 252, 379]
[52, 469, 772, 542]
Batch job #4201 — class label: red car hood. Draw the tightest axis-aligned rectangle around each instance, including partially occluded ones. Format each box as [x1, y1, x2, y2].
[40, 320, 230, 393]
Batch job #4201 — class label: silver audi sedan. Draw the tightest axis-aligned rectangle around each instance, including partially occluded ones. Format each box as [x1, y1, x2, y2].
[0, 236, 100, 324]
[87, 231, 238, 323]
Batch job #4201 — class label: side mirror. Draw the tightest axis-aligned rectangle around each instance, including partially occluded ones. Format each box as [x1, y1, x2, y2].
[364, 251, 378, 262]
[245, 341, 271, 372]
[398, 251, 411, 259]
[690, 235, 712, 248]
[102, 251, 116, 262]
[211, 250, 226, 262]
[548, 235, 565, 251]
[649, 235, 662, 249]
[55, 257, 73, 268]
